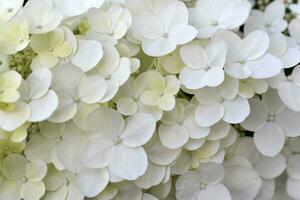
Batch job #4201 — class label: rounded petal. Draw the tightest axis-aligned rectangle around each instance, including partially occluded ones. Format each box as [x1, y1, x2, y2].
[197, 162, 224, 184]
[71, 39, 103, 72]
[195, 103, 224, 127]
[20, 181, 45, 200]
[27, 67, 52, 99]
[28, 90, 59, 122]
[179, 68, 205, 90]
[121, 113, 156, 147]
[76, 168, 109, 198]
[254, 122, 285, 157]
[147, 140, 181, 165]
[197, 184, 231, 200]
[287, 178, 300, 199]
[78, 76, 107, 104]
[254, 154, 286, 179]
[245, 54, 282, 79]
[223, 97, 250, 124]
[183, 116, 210, 139]
[203, 67, 224, 87]
[287, 155, 300, 179]
[0, 102, 31, 131]
[116, 97, 138, 116]
[3, 154, 26, 179]
[158, 123, 189, 149]
[109, 144, 148, 180]
[180, 44, 205, 69]
[25, 160, 47, 182]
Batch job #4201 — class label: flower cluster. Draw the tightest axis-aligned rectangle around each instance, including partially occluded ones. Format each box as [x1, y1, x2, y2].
[1, 0, 300, 199]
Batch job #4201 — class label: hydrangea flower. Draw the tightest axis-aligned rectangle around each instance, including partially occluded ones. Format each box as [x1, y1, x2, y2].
[131, 0, 197, 56]
[189, 0, 251, 38]
[0, 154, 47, 200]
[241, 89, 300, 156]
[83, 107, 156, 180]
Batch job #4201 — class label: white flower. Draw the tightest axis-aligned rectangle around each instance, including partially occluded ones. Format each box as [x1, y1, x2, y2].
[195, 76, 250, 127]
[87, 5, 132, 43]
[176, 162, 231, 200]
[0, 71, 31, 131]
[131, 0, 197, 56]
[0, 0, 23, 23]
[158, 99, 209, 149]
[0, 154, 47, 200]
[244, 1, 287, 34]
[25, 121, 87, 173]
[214, 30, 283, 79]
[21, 67, 59, 122]
[18, 0, 63, 34]
[83, 107, 156, 180]
[241, 89, 300, 157]
[30, 26, 77, 69]
[114, 77, 163, 120]
[179, 41, 227, 89]
[49, 64, 107, 123]
[189, 0, 251, 38]
[43, 166, 84, 200]
[267, 66, 300, 111]
[139, 71, 180, 111]
[0, 20, 29, 55]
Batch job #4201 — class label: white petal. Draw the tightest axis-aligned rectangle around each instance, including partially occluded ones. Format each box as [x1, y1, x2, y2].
[183, 116, 210, 139]
[254, 122, 285, 157]
[132, 13, 163, 40]
[142, 37, 176, 57]
[56, 132, 87, 173]
[28, 90, 59, 122]
[287, 155, 300, 179]
[246, 54, 282, 79]
[207, 121, 230, 141]
[158, 93, 176, 111]
[111, 57, 131, 86]
[197, 184, 231, 200]
[3, 154, 26, 179]
[20, 181, 45, 200]
[278, 82, 300, 111]
[48, 94, 77, 123]
[0, 180, 22, 200]
[109, 144, 148, 180]
[241, 99, 268, 131]
[223, 97, 250, 124]
[78, 76, 107, 104]
[175, 171, 201, 200]
[203, 67, 224, 87]
[135, 162, 166, 189]
[86, 106, 124, 137]
[254, 154, 286, 179]
[0, 102, 31, 131]
[76, 168, 109, 198]
[158, 123, 189, 149]
[254, 179, 275, 200]
[51, 64, 85, 96]
[27, 67, 52, 99]
[195, 103, 224, 127]
[224, 165, 261, 200]
[276, 108, 300, 137]
[116, 97, 137, 116]
[180, 44, 205, 69]
[197, 162, 224, 184]
[241, 31, 269, 60]
[287, 178, 300, 199]
[168, 25, 197, 45]
[71, 39, 103, 72]
[281, 48, 300, 69]
[121, 113, 156, 147]
[179, 68, 205, 90]
[147, 140, 181, 165]
[25, 160, 47, 182]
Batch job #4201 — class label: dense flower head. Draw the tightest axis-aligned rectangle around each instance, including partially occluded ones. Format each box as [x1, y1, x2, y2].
[0, 0, 300, 200]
